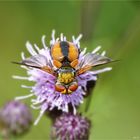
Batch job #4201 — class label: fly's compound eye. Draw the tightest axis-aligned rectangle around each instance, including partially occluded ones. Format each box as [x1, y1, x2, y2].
[55, 81, 78, 94]
[55, 83, 66, 94]
[68, 82, 78, 93]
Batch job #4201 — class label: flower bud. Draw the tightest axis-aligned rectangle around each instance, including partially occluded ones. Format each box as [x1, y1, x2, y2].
[0, 101, 32, 137]
[51, 113, 91, 140]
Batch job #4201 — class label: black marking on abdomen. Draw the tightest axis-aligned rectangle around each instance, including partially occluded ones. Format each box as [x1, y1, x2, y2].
[60, 41, 69, 59]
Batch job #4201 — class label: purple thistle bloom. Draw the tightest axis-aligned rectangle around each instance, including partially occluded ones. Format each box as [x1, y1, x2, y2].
[0, 101, 32, 137]
[51, 113, 90, 140]
[13, 30, 112, 125]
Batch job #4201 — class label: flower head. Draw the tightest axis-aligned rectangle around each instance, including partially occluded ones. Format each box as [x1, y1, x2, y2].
[51, 113, 90, 140]
[13, 30, 112, 125]
[0, 101, 32, 137]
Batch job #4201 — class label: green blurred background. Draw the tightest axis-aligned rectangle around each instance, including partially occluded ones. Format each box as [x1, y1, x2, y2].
[0, 1, 140, 140]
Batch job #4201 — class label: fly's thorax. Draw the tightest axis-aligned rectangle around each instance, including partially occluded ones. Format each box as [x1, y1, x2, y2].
[57, 67, 76, 84]
[55, 67, 78, 94]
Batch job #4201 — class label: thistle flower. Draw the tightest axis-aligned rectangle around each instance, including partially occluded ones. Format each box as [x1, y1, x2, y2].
[51, 113, 90, 140]
[0, 101, 32, 137]
[13, 30, 112, 125]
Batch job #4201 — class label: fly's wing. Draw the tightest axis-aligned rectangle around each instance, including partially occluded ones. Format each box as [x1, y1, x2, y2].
[13, 54, 54, 75]
[77, 53, 112, 75]
[22, 54, 48, 67]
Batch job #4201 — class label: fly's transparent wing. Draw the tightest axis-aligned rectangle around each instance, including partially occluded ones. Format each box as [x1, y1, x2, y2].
[77, 53, 112, 75]
[22, 54, 49, 68]
[79, 53, 112, 68]
[13, 54, 54, 75]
